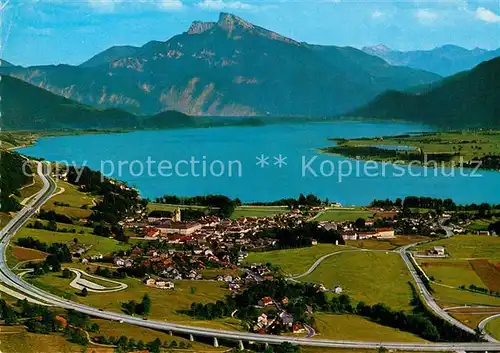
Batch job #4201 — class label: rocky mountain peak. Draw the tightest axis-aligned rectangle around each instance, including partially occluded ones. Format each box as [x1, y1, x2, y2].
[187, 21, 216, 35]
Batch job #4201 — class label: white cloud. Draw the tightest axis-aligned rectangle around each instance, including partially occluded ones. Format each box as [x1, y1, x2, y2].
[415, 8, 438, 24]
[475, 7, 500, 23]
[372, 10, 383, 19]
[197, 0, 255, 10]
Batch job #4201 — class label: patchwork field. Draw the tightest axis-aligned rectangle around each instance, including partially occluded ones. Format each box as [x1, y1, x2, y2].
[415, 235, 500, 260]
[302, 251, 414, 310]
[469, 259, 500, 292]
[418, 259, 484, 288]
[312, 314, 427, 342]
[244, 244, 345, 276]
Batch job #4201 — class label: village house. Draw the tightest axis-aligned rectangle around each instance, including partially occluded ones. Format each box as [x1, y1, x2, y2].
[258, 297, 274, 307]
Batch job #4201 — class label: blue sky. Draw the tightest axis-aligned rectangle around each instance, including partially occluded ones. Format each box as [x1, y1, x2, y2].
[1, 0, 499, 66]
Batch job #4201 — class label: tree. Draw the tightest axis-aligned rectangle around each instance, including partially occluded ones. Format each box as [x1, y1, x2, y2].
[62, 268, 72, 278]
[142, 294, 151, 315]
[81, 288, 88, 297]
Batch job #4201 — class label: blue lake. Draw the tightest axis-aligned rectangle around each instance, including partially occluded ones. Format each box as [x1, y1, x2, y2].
[20, 121, 500, 206]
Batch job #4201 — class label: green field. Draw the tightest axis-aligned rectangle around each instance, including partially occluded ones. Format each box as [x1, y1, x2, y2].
[415, 235, 500, 260]
[417, 259, 485, 288]
[42, 181, 95, 219]
[0, 328, 82, 353]
[485, 317, 500, 340]
[28, 272, 240, 331]
[244, 244, 345, 276]
[315, 209, 374, 222]
[302, 251, 414, 310]
[14, 221, 130, 255]
[312, 314, 427, 342]
[231, 206, 289, 219]
[432, 284, 500, 307]
[467, 217, 500, 232]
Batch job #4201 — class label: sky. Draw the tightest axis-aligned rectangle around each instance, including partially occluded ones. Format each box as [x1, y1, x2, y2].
[1, 0, 499, 67]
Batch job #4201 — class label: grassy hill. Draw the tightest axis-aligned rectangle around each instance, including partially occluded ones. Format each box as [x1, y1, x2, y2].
[348, 57, 500, 128]
[0, 74, 139, 130]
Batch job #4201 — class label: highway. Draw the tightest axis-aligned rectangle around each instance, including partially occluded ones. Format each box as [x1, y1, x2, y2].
[398, 245, 487, 339]
[2, 163, 500, 350]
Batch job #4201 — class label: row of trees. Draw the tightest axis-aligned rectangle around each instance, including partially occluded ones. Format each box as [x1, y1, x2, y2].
[94, 335, 190, 353]
[154, 194, 240, 218]
[38, 209, 73, 224]
[372, 196, 500, 213]
[248, 194, 324, 209]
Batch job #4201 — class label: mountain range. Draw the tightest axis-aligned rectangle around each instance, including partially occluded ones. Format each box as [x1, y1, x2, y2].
[363, 44, 500, 77]
[0, 12, 440, 117]
[349, 57, 500, 128]
[0, 74, 267, 130]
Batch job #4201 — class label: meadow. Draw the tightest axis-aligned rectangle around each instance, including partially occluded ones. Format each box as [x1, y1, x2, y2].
[312, 314, 427, 342]
[27, 273, 240, 331]
[302, 251, 414, 310]
[41, 181, 96, 219]
[485, 317, 500, 341]
[244, 244, 345, 276]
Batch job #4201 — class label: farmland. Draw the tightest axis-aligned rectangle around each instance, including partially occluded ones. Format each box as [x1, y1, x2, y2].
[469, 259, 500, 292]
[417, 259, 484, 288]
[301, 251, 414, 310]
[244, 244, 345, 276]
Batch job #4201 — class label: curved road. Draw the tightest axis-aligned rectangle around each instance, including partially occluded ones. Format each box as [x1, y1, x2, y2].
[2, 163, 500, 350]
